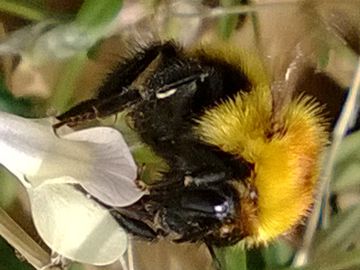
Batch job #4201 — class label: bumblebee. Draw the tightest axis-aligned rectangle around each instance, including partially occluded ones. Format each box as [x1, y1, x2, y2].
[55, 40, 334, 247]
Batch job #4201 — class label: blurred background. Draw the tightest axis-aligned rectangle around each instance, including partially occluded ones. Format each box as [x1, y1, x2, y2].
[0, 0, 359, 270]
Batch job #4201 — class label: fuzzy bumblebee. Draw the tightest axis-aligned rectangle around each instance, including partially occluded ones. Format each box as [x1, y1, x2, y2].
[55, 41, 329, 247]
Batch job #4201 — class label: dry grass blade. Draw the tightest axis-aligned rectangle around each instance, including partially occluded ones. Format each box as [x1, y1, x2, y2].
[0, 207, 55, 270]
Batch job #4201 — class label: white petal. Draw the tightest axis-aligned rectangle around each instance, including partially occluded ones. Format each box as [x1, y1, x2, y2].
[64, 127, 144, 207]
[0, 111, 144, 207]
[0, 112, 94, 186]
[28, 183, 127, 265]
[0, 112, 57, 179]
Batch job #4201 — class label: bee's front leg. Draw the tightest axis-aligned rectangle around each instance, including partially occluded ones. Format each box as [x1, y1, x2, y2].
[53, 89, 142, 132]
[53, 98, 99, 131]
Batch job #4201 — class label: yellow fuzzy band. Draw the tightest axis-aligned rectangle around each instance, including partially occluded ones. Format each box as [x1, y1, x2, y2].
[196, 77, 328, 244]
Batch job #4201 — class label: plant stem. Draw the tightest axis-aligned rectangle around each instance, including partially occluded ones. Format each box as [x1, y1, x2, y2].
[0, 206, 60, 269]
[0, 1, 47, 21]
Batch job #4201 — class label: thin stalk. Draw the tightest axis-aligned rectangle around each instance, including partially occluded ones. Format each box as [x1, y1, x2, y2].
[170, 0, 299, 18]
[0, 206, 58, 269]
[0, 1, 48, 21]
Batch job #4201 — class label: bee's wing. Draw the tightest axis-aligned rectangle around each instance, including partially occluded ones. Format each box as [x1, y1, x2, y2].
[258, 0, 360, 125]
[312, 0, 360, 56]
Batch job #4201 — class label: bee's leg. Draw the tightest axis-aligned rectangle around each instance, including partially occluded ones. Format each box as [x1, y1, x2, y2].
[184, 172, 228, 187]
[96, 41, 177, 99]
[172, 229, 209, 243]
[94, 88, 141, 117]
[56, 99, 98, 121]
[53, 42, 179, 131]
[174, 236, 222, 270]
[147, 179, 183, 191]
[54, 89, 142, 131]
[184, 155, 252, 187]
[145, 172, 186, 196]
[53, 99, 99, 132]
[205, 242, 222, 270]
[144, 171, 228, 196]
[110, 210, 158, 241]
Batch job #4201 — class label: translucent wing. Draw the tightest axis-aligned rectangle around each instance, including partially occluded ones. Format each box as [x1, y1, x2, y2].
[250, 0, 360, 126]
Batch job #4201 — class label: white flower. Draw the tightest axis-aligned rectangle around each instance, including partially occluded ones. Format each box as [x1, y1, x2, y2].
[0, 111, 144, 265]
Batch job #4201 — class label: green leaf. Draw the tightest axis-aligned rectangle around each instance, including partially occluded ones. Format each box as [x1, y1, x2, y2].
[284, 248, 360, 270]
[75, 0, 123, 30]
[247, 248, 265, 270]
[318, 46, 330, 70]
[313, 205, 360, 257]
[331, 131, 360, 192]
[218, 0, 243, 40]
[0, 237, 33, 270]
[0, 169, 18, 209]
[262, 240, 294, 269]
[215, 244, 247, 270]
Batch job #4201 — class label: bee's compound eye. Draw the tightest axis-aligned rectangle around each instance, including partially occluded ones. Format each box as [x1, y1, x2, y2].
[180, 189, 230, 219]
[214, 204, 229, 214]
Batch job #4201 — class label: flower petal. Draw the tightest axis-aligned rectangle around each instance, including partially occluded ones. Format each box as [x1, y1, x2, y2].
[0, 112, 57, 181]
[0, 111, 144, 207]
[63, 127, 144, 207]
[28, 183, 127, 265]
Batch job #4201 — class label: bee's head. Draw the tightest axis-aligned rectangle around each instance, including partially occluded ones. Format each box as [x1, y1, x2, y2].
[145, 175, 251, 246]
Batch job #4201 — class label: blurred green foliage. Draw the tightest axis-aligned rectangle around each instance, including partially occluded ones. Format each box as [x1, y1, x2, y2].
[50, 0, 123, 111]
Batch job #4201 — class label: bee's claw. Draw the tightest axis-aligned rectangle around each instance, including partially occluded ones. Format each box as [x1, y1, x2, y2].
[52, 121, 66, 137]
